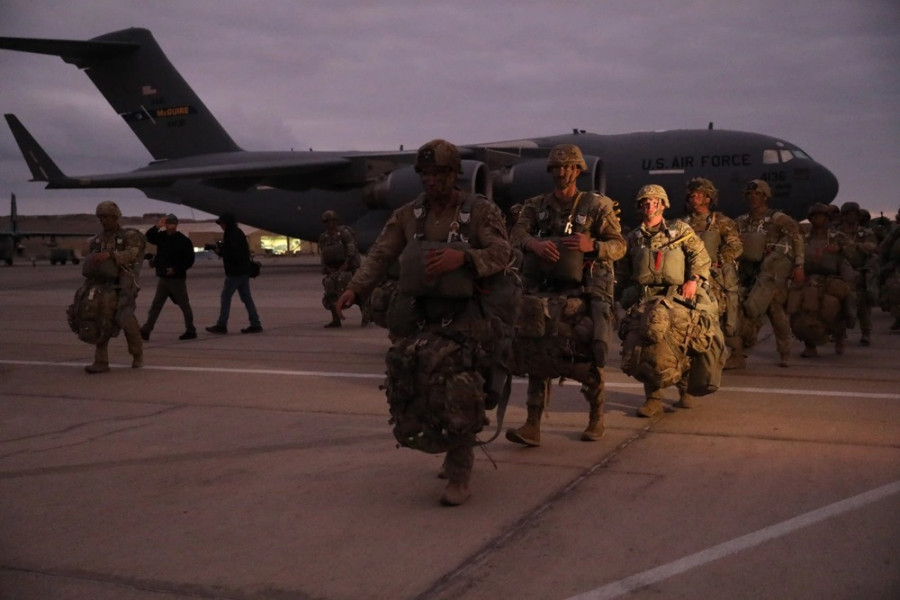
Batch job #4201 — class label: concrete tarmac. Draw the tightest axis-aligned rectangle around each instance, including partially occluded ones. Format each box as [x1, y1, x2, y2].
[1, 256, 898, 600]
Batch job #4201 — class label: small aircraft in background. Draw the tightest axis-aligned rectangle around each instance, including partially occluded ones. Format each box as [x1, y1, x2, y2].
[0, 28, 838, 250]
[0, 193, 87, 265]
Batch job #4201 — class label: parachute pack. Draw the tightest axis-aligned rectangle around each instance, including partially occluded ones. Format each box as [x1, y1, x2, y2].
[787, 275, 853, 344]
[384, 332, 488, 454]
[512, 292, 596, 381]
[66, 281, 120, 345]
[619, 295, 724, 395]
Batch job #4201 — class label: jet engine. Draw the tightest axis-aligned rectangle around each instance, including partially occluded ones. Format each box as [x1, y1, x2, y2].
[363, 160, 490, 210]
[491, 155, 605, 207]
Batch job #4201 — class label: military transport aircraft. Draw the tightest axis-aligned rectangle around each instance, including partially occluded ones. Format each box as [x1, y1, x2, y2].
[0, 28, 839, 250]
[0, 193, 87, 265]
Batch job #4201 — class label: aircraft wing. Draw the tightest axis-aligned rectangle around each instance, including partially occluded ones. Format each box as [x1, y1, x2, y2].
[6, 114, 428, 195]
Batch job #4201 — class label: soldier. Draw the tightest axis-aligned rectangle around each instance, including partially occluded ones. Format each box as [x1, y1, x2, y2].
[335, 139, 512, 507]
[838, 202, 879, 345]
[878, 208, 900, 331]
[618, 185, 722, 417]
[683, 178, 744, 368]
[318, 210, 361, 328]
[505, 144, 625, 446]
[791, 203, 855, 357]
[140, 214, 197, 341]
[734, 180, 805, 367]
[82, 201, 146, 373]
[826, 203, 841, 230]
[206, 212, 263, 334]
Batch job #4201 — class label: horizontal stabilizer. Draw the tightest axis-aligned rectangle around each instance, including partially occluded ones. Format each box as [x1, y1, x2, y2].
[4, 114, 69, 185]
[0, 35, 137, 66]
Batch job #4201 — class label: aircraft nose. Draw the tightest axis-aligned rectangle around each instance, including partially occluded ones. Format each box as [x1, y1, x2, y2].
[814, 161, 839, 204]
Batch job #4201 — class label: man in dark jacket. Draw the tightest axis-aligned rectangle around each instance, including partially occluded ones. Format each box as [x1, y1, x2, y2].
[206, 212, 262, 334]
[140, 214, 197, 340]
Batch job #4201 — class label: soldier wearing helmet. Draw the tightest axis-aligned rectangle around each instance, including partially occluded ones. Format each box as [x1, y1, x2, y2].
[792, 202, 855, 358]
[336, 139, 512, 507]
[683, 178, 744, 371]
[318, 210, 362, 327]
[617, 183, 721, 418]
[734, 179, 805, 367]
[80, 200, 146, 373]
[505, 144, 625, 447]
[837, 202, 879, 345]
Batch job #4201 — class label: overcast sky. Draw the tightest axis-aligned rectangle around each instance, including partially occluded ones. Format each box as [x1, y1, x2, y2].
[1, 0, 898, 221]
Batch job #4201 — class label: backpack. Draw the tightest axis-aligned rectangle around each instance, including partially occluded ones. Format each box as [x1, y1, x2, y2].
[66, 281, 120, 345]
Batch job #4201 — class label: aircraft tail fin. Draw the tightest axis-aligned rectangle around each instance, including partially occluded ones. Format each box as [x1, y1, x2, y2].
[4, 114, 70, 186]
[0, 28, 242, 160]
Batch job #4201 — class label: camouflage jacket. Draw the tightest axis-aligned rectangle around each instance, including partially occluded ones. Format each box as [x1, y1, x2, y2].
[803, 227, 852, 276]
[621, 218, 712, 289]
[348, 191, 510, 298]
[511, 190, 625, 300]
[837, 224, 878, 270]
[682, 211, 743, 266]
[318, 225, 360, 271]
[88, 226, 145, 279]
[735, 208, 805, 268]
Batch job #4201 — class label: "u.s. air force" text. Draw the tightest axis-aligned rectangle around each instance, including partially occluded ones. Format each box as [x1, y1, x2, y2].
[642, 154, 751, 170]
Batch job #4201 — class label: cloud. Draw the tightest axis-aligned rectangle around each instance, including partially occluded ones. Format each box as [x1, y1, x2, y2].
[0, 0, 898, 219]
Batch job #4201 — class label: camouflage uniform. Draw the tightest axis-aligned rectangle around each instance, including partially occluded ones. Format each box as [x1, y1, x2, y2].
[82, 201, 145, 373]
[735, 180, 805, 367]
[682, 178, 744, 368]
[879, 220, 900, 329]
[318, 211, 361, 327]
[345, 139, 511, 506]
[837, 202, 879, 344]
[619, 195, 720, 417]
[790, 203, 856, 357]
[505, 144, 625, 446]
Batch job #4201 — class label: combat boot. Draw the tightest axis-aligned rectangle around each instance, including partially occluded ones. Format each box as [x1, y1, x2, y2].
[636, 397, 664, 418]
[139, 325, 151, 341]
[723, 337, 746, 370]
[800, 343, 818, 358]
[505, 405, 543, 446]
[581, 403, 605, 441]
[86, 344, 109, 374]
[324, 310, 342, 328]
[674, 391, 695, 409]
[860, 330, 871, 346]
[85, 362, 110, 374]
[439, 445, 473, 507]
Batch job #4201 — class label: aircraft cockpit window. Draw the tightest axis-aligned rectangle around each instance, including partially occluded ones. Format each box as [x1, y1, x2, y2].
[792, 149, 811, 159]
[763, 149, 780, 164]
[780, 149, 794, 163]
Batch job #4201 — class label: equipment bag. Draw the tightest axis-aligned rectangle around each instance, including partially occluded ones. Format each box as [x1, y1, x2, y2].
[67, 281, 120, 345]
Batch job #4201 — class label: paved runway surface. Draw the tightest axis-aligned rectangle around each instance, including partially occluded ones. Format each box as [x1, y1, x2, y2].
[1, 256, 898, 599]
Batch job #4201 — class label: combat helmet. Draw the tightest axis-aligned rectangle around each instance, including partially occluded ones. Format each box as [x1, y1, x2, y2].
[546, 144, 587, 171]
[415, 139, 462, 174]
[685, 177, 719, 207]
[807, 203, 830, 218]
[744, 179, 772, 198]
[840, 201, 860, 215]
[321, 210, 339, 222]
[636, 184, 669, 208]
[95, 200, 122, 218]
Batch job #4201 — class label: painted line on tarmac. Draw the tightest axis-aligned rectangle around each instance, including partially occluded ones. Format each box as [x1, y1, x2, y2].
[565, 479, 900, 600]
[2, 359, 899, 399]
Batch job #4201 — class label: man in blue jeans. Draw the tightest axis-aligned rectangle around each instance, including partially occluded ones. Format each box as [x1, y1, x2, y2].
[206, 212, 262, 334]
